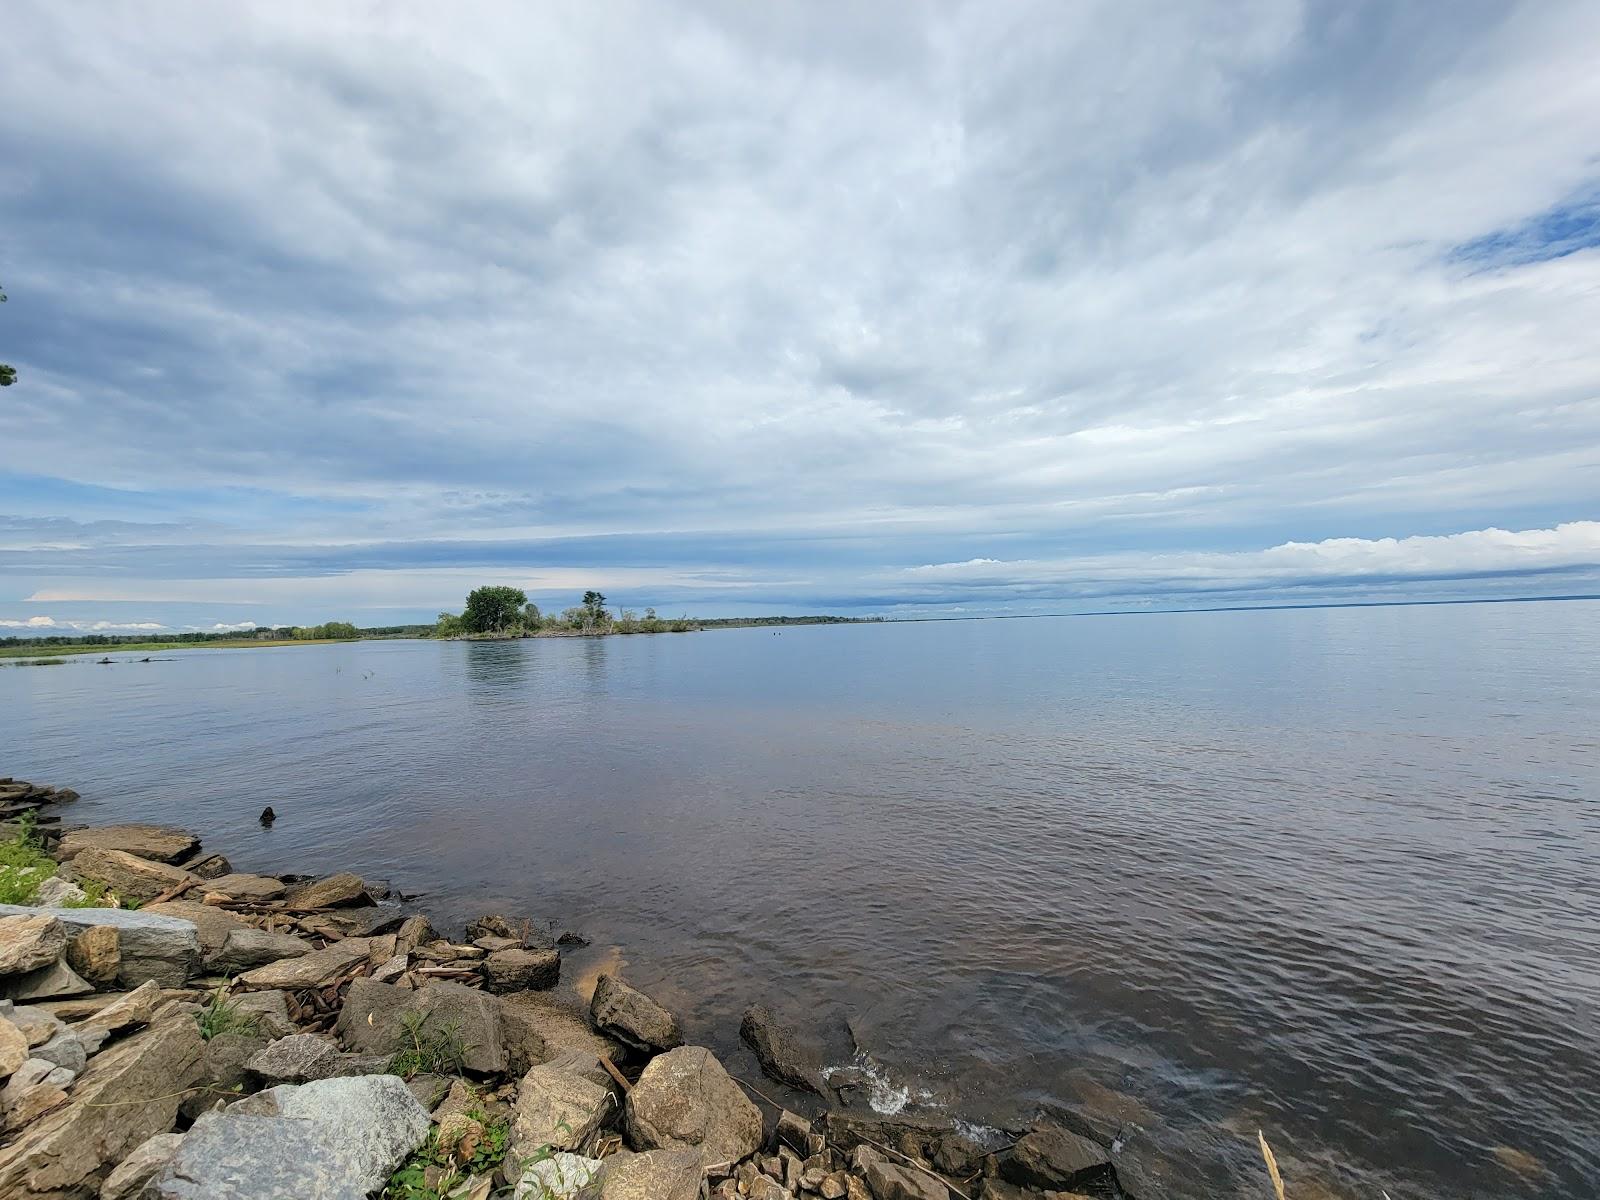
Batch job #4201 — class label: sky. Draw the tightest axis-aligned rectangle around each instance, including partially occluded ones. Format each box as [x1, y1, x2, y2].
[2, 1, 1599, 633]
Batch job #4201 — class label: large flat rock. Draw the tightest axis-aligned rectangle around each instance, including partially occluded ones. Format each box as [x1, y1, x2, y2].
[56, 826, 199, 865]
[236, 939, 370, 990]
[66, 849, 196, 904]
[336, 977, 505, 1075]
[0, 904, 201, 988]
[152, 1074, 428, 1200]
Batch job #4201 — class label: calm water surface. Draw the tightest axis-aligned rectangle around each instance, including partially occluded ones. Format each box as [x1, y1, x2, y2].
[4, 602, 1597, 1198]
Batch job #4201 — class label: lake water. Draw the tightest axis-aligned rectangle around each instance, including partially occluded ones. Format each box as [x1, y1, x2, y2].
[3, 601, 1597, 1198]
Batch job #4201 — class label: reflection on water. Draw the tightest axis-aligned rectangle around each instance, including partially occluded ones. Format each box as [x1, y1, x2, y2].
[4, 601, 1598, 1199]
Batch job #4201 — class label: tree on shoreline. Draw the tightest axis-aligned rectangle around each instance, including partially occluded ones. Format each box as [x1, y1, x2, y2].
[461, 585, 528, 634]
[1, 283, 14, 387]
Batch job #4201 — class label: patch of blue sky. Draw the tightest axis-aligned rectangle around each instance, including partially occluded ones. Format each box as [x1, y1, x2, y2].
[1451, 184, 1600, 269]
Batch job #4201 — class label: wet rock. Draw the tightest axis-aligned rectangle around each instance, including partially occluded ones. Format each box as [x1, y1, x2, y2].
[205, 927, 313, 974]
[66, 925, 121, 988]
[180, 853, 231, 879]
[69, 848, 197, 903]
[1109, 1127, 1219, 1200]
[0, 903, 204, 988]
[153, 1074, 429, 1199]
[931, 1130, 984, 1177]
[513, 1151, 603, 1198]
[624, 1045, 762, 1168]
[236, 938, 370, 990]
[0, 1016, 205, 1199]
[202, 872, 285, 902]
[1, 958, 93, 1001]
[740, 1004, 826, 1095]
[857, 1146, 947, 1200]
[337, 977, 507, 1074]
[1001, 1124, 1111, 1191]
[483, 946, 561, 992]
[593, 1147, 703, 1200]
[100, 1132, 183, 1200]
[57, 825, 200, 865]
[590, 973, 683, 1052]
[511, 1058, 615, 1157]
[284, 872, 371, 909]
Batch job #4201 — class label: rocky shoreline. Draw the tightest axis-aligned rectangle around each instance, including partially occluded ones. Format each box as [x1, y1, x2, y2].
[0, 777, 1174, 1200]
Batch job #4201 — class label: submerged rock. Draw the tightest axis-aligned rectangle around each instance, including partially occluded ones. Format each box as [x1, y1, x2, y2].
[590, 973, 682, 1053]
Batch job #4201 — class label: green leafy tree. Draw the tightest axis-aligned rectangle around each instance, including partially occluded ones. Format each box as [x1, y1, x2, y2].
[521, 601, 541, 630]
[462, 585, 528, 634]
[1, 283, 13, 387]
[580, 590, 609, 630]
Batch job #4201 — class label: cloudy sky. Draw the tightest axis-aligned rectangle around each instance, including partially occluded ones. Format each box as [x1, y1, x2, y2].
[2, 1, 1598, 633]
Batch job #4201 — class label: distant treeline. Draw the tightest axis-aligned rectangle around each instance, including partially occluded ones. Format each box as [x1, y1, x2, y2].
[0, 623, 429, 649]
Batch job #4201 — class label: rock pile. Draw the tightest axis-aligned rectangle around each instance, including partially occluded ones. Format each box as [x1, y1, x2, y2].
[0, 783, 1168, 1199]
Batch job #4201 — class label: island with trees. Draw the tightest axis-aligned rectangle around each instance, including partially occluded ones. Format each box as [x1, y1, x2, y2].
[431, 586, 874, 639]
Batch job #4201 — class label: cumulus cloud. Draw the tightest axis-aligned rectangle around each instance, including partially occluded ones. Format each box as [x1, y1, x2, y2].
[0, 2, 1597, 624]
[0, 616, 169, 632]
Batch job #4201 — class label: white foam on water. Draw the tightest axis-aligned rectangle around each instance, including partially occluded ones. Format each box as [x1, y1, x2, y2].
[824, 1051, 940, 1117]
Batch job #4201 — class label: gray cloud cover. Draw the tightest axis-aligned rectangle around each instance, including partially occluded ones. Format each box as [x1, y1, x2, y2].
[2, 1, 1598, 629]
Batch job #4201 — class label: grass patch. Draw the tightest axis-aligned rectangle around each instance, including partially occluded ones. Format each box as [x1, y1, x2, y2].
[4, 657, 67, 667]
[195, 985, 262, 1040]
[0, 818, 57, 904]
[388, 1011, 468, 1078]
[385, 1108, 511, 1200]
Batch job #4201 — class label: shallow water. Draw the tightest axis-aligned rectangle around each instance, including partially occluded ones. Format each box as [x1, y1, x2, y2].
[4, 601, 1597, 1198]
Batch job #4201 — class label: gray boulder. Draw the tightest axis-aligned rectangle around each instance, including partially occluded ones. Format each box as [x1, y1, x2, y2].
[0, 904, 202, 988]
[227, 990, 297, 1039]
[482, 946, 560, 992]
[336, 977, 506, 1074]
[205, 927, 313, 974]
[590, 974, 682, 1052]
[153, 1074, 428, 1200]
[624, 1046, 762, 1169]
[510, 1059, 615, 1157]
[593, 1148, 703, 1200]
[0, 915, 68, 977]
[34, 877, 87, 906]
[245, 1034, 341, 1084]
[739, 1004, 826, 1095]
